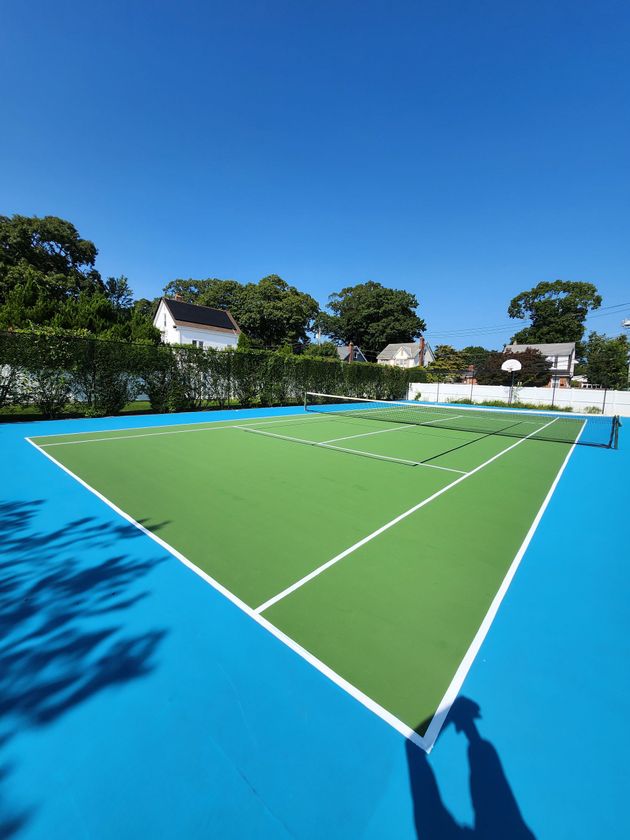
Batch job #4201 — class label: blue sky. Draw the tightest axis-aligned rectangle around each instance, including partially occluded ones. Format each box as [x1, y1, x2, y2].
[1, 0, 628, 348]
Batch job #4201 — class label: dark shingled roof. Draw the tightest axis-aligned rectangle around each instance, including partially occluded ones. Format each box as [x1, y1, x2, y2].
[163, 298, 238, 331]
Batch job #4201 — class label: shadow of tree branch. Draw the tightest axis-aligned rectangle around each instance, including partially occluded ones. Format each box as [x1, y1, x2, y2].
[0, 499, 169, 837]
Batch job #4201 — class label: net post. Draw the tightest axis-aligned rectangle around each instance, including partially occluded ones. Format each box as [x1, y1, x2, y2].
[612, 415, 620, 449]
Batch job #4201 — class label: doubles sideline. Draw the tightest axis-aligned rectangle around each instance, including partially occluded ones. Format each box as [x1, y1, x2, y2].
[254, 416, 560, 613]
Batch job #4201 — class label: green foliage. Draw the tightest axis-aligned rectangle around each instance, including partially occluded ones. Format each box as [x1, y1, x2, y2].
[0, 215, 159, 341]
[460, 345, 492, 366]
[302, 341, 339, 359]
[137, 344, 179, 413]
[425, 345, 469, 382]
[319, 281, 426, 359]
[508, 280, 602, 346]
[237, 331, 253, 351]
[0, 214, 98, 281]
[164, 274, 319, 350]
[584, 332, 629, 390]
[452, 398, 573, 412]
[0, 332, 410, 420]
[475, 349, 552, 386]
[70, 340, 143, 416]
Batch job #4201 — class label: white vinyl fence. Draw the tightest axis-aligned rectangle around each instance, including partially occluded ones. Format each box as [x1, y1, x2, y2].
[408, 381, 630, 417]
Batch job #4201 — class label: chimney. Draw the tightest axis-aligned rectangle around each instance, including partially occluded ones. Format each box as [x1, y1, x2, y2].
[174, 293, 184, 302]
[420, 336, 426, 367]
[348, 342, 354, 363]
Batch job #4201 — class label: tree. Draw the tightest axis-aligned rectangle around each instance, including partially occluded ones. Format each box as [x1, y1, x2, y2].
[104, 276, 134, 310]
[0, 215, 159, 341]
[303, 341, 339, 359]
[584, 332, 629, 390]
[430, 345, 467, 368]
[476, 349, 552, 386]
[460, 345, 492, 367]
[424, 345, 467, 382]
[163, 275, 320, 350]
[508, 280, 601, 347]
[0, 214, 98, 285]
[321, 281, 425, 360]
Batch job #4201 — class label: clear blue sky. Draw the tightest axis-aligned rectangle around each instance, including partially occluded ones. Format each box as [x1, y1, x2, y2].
[1, 0, 628, 348]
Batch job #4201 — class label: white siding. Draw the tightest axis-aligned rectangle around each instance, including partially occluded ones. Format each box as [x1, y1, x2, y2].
[176, 325, 238, 350]
[153, 300, 238, 350]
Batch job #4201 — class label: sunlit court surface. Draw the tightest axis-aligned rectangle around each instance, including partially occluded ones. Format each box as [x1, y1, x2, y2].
[26, 396, 620, 747]
[4, 397, 627, 837]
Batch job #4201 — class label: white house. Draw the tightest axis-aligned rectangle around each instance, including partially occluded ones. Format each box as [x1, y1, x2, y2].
[503, 342, 576, 387]
[336, 345, 368, 363]
[154, 297, 241, 349]
[376, 339, 435, 368]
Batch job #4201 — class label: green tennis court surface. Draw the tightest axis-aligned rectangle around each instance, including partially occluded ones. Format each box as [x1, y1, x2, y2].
[29, 399, 611, 750]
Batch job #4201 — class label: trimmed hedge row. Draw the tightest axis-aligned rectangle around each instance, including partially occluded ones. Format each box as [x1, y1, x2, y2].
[0, 332, 409, 419]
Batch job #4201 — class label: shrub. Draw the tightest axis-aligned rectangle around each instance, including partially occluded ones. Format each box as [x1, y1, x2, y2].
[0, 331, 412, 419]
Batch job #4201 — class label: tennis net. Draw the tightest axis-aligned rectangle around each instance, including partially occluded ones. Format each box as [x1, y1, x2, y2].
[304, 392, 620, 448]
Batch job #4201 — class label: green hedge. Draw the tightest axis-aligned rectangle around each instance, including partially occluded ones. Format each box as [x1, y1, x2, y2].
[0, 331, 409, 419]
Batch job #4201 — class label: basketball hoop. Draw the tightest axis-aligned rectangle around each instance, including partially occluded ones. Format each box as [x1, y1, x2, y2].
[501, 358, 522, 404]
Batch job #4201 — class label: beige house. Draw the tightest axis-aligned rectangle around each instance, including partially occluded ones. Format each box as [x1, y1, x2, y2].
[377, 339, 435, 368]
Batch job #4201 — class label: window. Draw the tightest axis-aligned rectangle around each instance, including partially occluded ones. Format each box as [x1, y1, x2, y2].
[192, 340, 204, 348]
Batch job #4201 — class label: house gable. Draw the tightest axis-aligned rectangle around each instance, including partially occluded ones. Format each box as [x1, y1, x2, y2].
[153, 298, 240, 348]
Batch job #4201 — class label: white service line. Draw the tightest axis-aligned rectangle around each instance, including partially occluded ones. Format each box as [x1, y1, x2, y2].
[419, 414, 465, 425]
[420, 418, 586, 751]
[25, 412, 577, 755]
[321, 413, 468, 443]
[254, 416, 560, 614]
[321, 424, 416, 444]
[238, 427, 467, 473]
[24, 435, 434, 753]
[36, 413, 323, 447]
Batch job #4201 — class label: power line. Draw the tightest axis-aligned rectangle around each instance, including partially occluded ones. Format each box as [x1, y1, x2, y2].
[425, 301, 630, 339]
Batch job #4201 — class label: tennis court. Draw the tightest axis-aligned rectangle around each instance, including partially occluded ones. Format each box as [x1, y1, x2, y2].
[27, 395, 620, 751]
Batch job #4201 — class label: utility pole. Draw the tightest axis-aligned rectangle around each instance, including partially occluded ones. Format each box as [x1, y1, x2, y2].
[623, 319, 630, 387]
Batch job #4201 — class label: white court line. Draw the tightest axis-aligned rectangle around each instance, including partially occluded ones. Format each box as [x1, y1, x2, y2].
[27, 410, 312, 439]
[254, 417, 560, 614]
[35, 413, 324, 447]
[321, 424, 416, 444]
[25, 435, 436, 753]
[421, 418, 586, 750]
[238, 427, 467, 473]
[321, 414, 467, 444]
[418, 414, 465, 426]
[25, 412, 574, 754]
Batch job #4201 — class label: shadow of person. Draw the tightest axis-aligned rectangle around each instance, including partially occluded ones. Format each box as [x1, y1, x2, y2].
[406, 697, 535, 839]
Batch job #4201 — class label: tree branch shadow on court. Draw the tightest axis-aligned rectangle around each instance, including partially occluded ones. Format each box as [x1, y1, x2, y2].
[0, 499, 169, 837]
[406, 697, 536, 839]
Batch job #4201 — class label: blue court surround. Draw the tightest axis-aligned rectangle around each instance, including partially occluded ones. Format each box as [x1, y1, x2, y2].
[1, 408, 627, 839]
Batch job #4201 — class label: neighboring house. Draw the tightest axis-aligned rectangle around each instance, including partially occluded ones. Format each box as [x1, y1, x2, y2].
[503, 342, 576, 387]
[336, 345, 368, 363]
[377, 339, 435, 368]
[153, 296, 240, 349]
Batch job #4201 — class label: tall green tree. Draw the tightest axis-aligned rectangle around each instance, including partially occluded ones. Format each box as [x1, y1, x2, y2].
[320, 281, 425, 360]
[0, 215, 159, 341]
[163, 275, 319, 350]
[429, 345, 467, 368]
[476, 349, 552, 386]
[0, 214, 98, 283]
[508, 280, 601, 346]
[584, 332, 629, 390]
[424, 345, 468, 382]
[460, 345, 492, 366]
